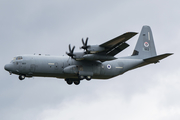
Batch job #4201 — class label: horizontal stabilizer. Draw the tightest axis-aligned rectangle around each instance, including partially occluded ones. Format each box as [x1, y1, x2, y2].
[144, 53, 173, 63]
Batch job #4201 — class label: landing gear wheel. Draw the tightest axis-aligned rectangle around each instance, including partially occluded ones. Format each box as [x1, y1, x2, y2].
[19, 75, 25, 80]
[66, 80, 73, 85]
[86, 76, 91, 81]
[79, 75, 84, 80]
[74, 80, 80, 85]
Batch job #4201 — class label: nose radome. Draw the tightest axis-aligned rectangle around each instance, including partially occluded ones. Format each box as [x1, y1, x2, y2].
[4, 64, 12, 71]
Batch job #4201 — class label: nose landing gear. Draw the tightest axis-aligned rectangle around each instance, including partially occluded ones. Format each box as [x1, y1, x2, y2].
[19, 75, 25, 80]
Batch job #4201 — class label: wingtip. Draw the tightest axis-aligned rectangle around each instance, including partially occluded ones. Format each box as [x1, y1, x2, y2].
[166, 53, 174, 56]
[132, 32, 138, 36]
[126, 32, 138, 34]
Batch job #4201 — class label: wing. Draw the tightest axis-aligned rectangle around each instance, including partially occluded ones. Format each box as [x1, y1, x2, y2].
[99, 32, 138, 56]
[66, 32, 137, 62]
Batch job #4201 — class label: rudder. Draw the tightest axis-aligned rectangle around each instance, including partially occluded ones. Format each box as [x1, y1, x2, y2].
[132, 26, 157, 59]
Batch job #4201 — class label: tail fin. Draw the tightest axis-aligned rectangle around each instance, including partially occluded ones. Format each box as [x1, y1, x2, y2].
[132, 26, 157, 59]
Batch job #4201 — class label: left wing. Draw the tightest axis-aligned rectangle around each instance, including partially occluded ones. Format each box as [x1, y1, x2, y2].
[99, 32, 138, 56]
[66, 32, 138, 61]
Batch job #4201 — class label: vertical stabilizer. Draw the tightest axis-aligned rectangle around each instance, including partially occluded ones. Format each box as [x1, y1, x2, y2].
[132, 26, 157, 59]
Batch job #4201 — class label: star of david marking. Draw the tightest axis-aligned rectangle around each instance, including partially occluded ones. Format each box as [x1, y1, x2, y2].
[144, 42, 149, 47]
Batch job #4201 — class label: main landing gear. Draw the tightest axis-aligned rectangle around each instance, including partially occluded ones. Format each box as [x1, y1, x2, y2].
[79, 75, 92, 81]
[86, 76, 92, 81]
[65, 79, 80, 85]
[65, 76, 92, 85]
[19, 75, 25, 80]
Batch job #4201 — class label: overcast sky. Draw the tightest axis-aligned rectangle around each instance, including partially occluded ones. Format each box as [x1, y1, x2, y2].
[0, 0, 180, 120]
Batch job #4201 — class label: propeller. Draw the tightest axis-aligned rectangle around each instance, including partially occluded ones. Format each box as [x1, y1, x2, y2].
[80, 37, 90, 52]
[66, 44, 76, 58]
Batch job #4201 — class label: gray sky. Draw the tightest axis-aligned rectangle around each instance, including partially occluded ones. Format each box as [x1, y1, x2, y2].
[0, 0, 179, 120]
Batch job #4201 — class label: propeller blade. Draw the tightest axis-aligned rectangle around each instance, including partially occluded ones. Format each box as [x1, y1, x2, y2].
[82, 38, 85, 46]
[85, 37, 88, 46]
[66, 44, 76, 58]
[81, 37, 90, 51]
[69, 44, 71, 53]
[72, 46, 75, 53]
[66, 52, 69, 56]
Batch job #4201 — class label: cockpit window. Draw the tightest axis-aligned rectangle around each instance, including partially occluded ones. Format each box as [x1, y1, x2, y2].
[13, 57, 16, 61]
[16, 56, 23, 60]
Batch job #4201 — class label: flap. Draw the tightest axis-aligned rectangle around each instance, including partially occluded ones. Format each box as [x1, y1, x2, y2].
[106, 42, 129, 56]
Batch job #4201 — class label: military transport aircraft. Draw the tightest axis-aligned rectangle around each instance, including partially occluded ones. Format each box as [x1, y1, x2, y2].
[4, 26, 172, 85]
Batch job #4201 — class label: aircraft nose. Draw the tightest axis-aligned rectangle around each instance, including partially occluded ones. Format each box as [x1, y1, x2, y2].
[4, 64, 12, 71]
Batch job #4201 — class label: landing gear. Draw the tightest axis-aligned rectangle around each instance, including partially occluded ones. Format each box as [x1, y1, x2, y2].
[79, 75, 92, 81]
[65, 79, 80, 85]
[66, 79, 73, 85]
[19, 75, 25, 80]
[74, 80, 80, 85]
[65, 75, 92, 85]
[79, 75, 84, 80]
[86, 76, 92, 81]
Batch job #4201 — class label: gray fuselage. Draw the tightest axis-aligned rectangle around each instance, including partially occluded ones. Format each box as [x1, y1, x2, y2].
[5, 55, 143, 80]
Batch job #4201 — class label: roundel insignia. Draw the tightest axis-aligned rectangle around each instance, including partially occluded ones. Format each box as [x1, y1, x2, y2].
[107, 64, 111, 69]
[144, 42, 149, 47]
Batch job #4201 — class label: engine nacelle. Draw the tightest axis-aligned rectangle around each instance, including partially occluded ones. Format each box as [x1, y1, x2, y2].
[73, 52, 85, 60]
[87, 45, 105, 53]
